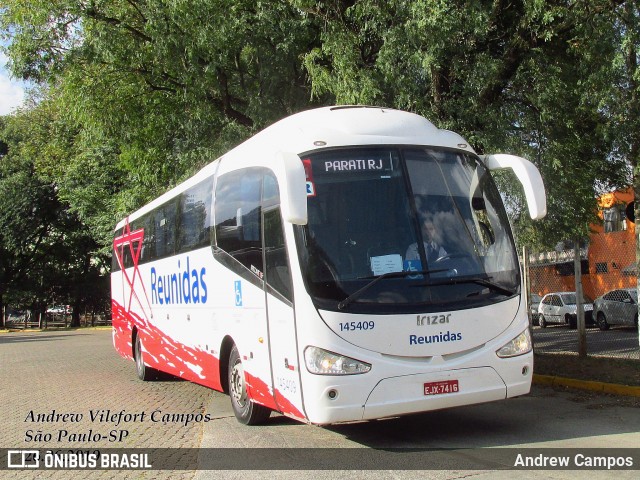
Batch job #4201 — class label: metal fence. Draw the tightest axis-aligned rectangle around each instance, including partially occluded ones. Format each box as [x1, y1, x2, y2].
[4, 312, 112, 330]
[524, 234, 640, 360]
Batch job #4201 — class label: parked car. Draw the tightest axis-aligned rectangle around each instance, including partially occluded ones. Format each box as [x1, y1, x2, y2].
[593, 288, 639, 330]
[537, 292, 594, 329]
[529, 293, 542, 325]
[46, 305, 70, 315]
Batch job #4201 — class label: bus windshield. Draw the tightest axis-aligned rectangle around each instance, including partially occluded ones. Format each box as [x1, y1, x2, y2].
[295, 147, 520, 313]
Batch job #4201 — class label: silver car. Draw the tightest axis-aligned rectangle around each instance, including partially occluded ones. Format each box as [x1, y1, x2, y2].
[529, 293, 542, 325]
[537, 292, 594, 329]
[593, 288, 639, 330]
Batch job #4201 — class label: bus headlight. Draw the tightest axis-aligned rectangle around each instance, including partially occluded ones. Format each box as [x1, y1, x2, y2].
[496, 329, 532, 358]
[304, 346, 371, 375]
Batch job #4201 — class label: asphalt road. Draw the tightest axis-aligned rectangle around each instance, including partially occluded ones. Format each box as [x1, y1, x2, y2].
[0, 329, 638, 480]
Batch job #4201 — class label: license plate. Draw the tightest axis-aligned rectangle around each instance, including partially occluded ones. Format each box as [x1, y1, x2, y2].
[424, 380, 459, 396]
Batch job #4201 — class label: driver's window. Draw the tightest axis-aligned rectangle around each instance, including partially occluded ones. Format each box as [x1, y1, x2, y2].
[470, 197, 496, 249]
[263, 206, 292, 302]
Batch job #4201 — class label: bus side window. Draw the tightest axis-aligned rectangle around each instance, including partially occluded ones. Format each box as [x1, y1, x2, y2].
[179, 178, 213, 252]
[214, 168, 264, 276]
[155, 199, 177, 259]
[139, 215, 156, 262]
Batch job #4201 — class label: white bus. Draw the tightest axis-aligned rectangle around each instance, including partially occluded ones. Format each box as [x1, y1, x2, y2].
[112, 106, 546, 425]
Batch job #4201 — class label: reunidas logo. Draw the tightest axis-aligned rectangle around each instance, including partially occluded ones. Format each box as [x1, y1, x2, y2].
[409, 331, 462, 345]
[150, 257, 207, 305]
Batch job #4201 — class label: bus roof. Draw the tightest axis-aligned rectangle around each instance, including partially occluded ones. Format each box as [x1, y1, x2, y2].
[115, 106, 475, 229]
[251, 105, 474, 155]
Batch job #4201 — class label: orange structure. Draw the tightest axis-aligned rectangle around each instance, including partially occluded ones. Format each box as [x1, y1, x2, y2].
[529, 188, 636, 300]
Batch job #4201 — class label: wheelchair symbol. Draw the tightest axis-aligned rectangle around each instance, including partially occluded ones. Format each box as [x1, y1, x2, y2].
[306, 182, 315, 196]
[234, 281, 242, 306]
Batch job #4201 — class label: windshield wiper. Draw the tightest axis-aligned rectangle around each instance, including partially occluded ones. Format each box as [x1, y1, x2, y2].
[337, 269, 450, 310]
[415, 276, 516, 297]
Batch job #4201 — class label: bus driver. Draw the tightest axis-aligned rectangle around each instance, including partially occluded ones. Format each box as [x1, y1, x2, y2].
[405, 214, 447, 264]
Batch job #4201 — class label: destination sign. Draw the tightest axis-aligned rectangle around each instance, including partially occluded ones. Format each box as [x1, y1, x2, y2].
[323, 157, 394, 173]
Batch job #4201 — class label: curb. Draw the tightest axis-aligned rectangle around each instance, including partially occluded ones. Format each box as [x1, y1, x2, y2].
[533, 373, 640, 397]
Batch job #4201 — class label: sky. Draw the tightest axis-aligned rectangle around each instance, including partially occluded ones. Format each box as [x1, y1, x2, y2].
[0, 47, 27, 116]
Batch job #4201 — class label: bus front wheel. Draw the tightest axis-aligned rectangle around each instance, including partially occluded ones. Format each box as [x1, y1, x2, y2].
[228, 345, 271, 425]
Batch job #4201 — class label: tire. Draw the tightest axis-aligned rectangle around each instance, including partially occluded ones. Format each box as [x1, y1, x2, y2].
[567, 314, 577, 329]
[539, 315, 547, 328]
[228, 345, 271, 425]
[134, 334, 159, 381]
[596, 312, 610, 331]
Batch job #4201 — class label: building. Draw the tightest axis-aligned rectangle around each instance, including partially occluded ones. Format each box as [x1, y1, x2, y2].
[528, 188, 636, 300]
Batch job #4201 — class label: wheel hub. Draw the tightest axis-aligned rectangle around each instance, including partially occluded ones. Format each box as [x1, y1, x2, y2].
[230, 360, 247, 407]
[135, 340, 143, 372]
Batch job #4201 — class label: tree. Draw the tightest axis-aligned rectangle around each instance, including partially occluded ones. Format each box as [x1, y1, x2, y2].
[0, 115, 65, 325]
[0, 104, 109, 327]
[1, 1, 639, 338]
[607, 1, 640, 348]
[1, 0, 324, 220]
[298, 0, 628, 248]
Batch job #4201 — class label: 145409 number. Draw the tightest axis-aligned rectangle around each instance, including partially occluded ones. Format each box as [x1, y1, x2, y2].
[339, 321, 375, 331]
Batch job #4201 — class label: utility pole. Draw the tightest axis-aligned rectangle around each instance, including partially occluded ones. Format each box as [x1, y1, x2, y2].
[574, 239, 587, 357]
[522, 246, 531, 325]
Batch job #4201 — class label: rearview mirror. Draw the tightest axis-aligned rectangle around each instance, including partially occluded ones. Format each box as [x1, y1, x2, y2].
[481, 154, 547, 220]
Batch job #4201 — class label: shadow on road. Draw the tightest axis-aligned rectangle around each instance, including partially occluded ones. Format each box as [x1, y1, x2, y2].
[0, 332, 94, 344]
[317, 387, 639, 448]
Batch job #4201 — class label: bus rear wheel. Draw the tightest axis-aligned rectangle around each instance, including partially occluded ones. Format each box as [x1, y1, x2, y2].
[228, 345, 271, 425]
[134, 334, 158, 381]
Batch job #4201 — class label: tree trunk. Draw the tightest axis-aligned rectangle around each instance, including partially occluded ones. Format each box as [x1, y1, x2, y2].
[0, 293, 4, 330]
[70, 307, 81, 328]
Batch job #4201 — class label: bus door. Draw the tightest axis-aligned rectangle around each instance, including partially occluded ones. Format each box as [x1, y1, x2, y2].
[262, 199, 305, 421]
